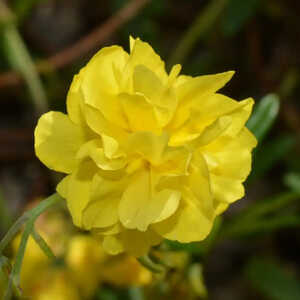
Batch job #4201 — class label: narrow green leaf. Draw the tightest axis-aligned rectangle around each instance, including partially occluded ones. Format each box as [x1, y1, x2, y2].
[221, 192, 299, 238]
[246, 94, 280, 142]
[222, 214, 300, 239]
[245, 258, 300, 300]
[249, 135, 296, 182]
[1, 3, 48, 116]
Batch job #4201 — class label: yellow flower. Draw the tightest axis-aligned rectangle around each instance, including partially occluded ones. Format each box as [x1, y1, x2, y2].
[101, 255, 152, 286]
[66, 235, 107, 298]
[34, 269, 80, 300]
[34, 37, 257, 256]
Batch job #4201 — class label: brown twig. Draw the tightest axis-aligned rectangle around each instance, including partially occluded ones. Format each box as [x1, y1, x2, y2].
[0, 0, 150, 89]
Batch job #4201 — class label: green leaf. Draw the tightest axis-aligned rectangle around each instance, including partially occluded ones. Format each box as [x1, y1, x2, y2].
[222, 214, 300, 239]
[245, 258, 300, 300]
[284, 173, 300, 194]
[249, 135, 296, 182]
[221, 192, 300, 238]
[222, 0, 260, 36]
[246, 94, 280, 143]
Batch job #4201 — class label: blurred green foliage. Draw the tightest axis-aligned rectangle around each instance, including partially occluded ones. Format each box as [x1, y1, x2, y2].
[246, 258, 300, 300]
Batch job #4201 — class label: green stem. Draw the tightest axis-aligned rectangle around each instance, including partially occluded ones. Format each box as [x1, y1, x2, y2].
[31, 228, 56, 260]
[0, 193, 62, 254]
[138, 255, 165, 274]
[0, 214, 29, 254]
[168, 0, 229, 67]
[1, 193, 62, 300]
[0, 2, 48, 116]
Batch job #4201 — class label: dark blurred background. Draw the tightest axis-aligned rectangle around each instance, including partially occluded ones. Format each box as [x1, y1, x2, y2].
[1, 0, 300, 299]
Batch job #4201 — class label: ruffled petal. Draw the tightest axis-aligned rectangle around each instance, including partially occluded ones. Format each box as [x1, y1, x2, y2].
[101, 134, 124, 159]
[102, 229, 162, 257]
[125, 132, 169, 165]
[188, 152, 214, 218]
[102, 235, 124, 255]
[169, 71, 235, 129]
[133, 65, 164, 103]
[56, 175, 70, 198]
[82, 197, 120, 229]
[77, 139, 126, 171]
[82, 173, 125, 229]
[62, 161, 97, 227]
[93, 223, 122, 236]
[81, 46, 129, 129]
[66, 68, 86, 125]
[120, 93, 160, 132]
[127, 37, 168, 84]
[210, 174, 244, 204]
[119, 170, 181, 231]
[120, 229, 163, 257]
[153, 190, 213, 243]
[83, 104, 128, 143]
[169, 96, 253, 147]
[35, 111, 86, 173]
[203, 128, 257, 181]
[154, 146, 191, 176]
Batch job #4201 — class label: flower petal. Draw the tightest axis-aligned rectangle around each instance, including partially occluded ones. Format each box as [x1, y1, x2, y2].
[35, 111, 86, 173]
[125, 132, 169, 165]
[101, 134, 124, 159]
[66, 68, 86, 125]
[81, 46, 129, 129]
[169, 71, 235, 129]
[153, 190, 213, 243]
[102, 229, 162, 257]
[82, 173, 125, 229]
[63, 161, 97, 227]
[120, 93, 160, 132]
[83, 104, 128, 143]
[82, 197, 120, 229]
[120, 229, 163, 257]
[119, 170, 181, 231]
[133, 65, 164, 103]
[188, 152, 214, 218]
[127, 37, 168, 83]
[77, 139, 126, 171]
[102, 235, 124, 255]
[56, 175, 70, 198]
[210, 174, 244, 204]
[203, 128, 257, 181]
[190, 116, 232, 148]
[93, 223, 122, 236]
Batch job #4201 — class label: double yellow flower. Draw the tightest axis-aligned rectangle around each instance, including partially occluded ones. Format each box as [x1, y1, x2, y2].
[35, 37, 257, 256]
